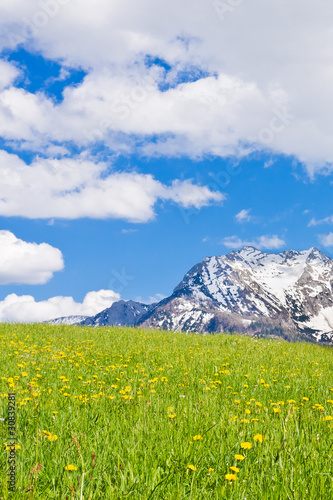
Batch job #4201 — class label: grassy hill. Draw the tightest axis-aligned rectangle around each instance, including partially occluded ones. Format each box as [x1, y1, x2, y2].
[0, 324, 332, 499]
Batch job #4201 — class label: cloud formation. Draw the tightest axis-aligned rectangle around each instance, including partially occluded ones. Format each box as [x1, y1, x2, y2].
[0, 289, 121, 323]
[318, 233, 333, 247]
[223, 235, 285, 250]
[0, 1, 332, 171]
[0, 230, 64, 284]
[308, 216, 333, 227]
[0, 151, 223, 221]
[235, 209, 252, 223]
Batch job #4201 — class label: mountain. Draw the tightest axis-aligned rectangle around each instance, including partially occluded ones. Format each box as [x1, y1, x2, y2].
[49, 247, 333, 343]
[48, 315, 89, 326]
[140, 246, 333, 343]
[79, 300, 156, 326]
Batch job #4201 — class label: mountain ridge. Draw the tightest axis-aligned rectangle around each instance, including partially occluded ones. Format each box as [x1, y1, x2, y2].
[49, 247, 333, 344]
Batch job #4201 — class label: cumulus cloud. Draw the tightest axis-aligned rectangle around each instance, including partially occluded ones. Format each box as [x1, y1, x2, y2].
[235, 209, 252, 223]
[0, 1, 332, 171]
[0, 151, 223, 221]
[0, 289, 121, 323]
[223, 235, 285, 250]
[0, 230, 64, 284]
[318, 233, 333, 247]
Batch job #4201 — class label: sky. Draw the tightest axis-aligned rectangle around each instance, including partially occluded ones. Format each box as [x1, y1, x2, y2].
[0, 0, 333, 322]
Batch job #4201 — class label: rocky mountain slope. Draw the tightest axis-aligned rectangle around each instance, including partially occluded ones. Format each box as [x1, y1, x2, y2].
[49, 247, 333, 343]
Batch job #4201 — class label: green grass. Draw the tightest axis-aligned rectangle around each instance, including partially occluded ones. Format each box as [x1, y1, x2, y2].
[0, 323, 332, 499]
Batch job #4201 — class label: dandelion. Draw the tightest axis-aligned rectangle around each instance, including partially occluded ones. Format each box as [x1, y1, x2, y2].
[64, 464, 77, 471]
[193, 435, 203, 441]
[47, 434, 58, 442]
[188, 464, 196, 471]
[240, 442, 252, 449]
[5, 444, 21, 450]
[225, 473, 237, 481]
[230, 466, 239, 472]
[235, 454, 245, 460]
[302, 397, 309, 401]
[168, 413, 176, 419]
[254, 434, 264, 443]
[273, 408, 281, 413]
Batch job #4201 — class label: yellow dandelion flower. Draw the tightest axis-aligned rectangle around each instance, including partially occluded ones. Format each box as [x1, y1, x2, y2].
[254, 434, 264, 443]
[240, 442, 252, 450]
[64, 464, 77, 471]
[168, 413, 176, 419]
[230, 466, 239, 472]
[188, 464, 196, 471]
[235, 454, 245, 460]
[225, 473, 237, 481]
[47, 434, 58, 442]
[5, 444, 21, 450]
[193, 435, 203, 441]
[302, 397, 309, 401]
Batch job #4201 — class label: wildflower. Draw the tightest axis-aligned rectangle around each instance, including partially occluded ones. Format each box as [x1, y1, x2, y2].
[5, 444, 21, 450]
[240, 442, 252, 449]
[225, 473, 237, 481]
[273, 408, 281, 413]
[208, 467, 214, 473]
[64, 464, 77, 471]
[193, 435, 203, 441]
[230, 466, 239, 472]
[302, 397, 309, 401]
[168, 413, 176, 419]
[47, 434, 58, 442]
[323, 416, 333, 421]
[254, 434, 264, 443]
[235, 454, 245, 460]
[188, 464, 196, 471]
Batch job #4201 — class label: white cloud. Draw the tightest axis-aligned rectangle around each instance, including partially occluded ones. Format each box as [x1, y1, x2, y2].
[308, 216, 333, 227]
[0, 1, 333, 171]
[0, 230, 63, 284]
[0, 289, 121, 323]
[0, 151, 223, 221]
[223, 235, 285, 250]
[235, 209, 252, 223]
[0, 60, 20, 90]
[318, 233, 333, 247]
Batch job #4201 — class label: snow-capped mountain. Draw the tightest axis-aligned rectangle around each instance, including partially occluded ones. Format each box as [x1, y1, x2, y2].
[141, 247, 333, 342]
[48, 315, 89, 326]
[49, 247, 333, 343]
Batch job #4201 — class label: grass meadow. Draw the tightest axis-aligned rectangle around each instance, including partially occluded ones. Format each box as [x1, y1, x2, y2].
[0, 324, 332, 499]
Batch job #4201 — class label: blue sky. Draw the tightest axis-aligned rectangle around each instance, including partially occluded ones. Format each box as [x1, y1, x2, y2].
[0, 0, 332, 321]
